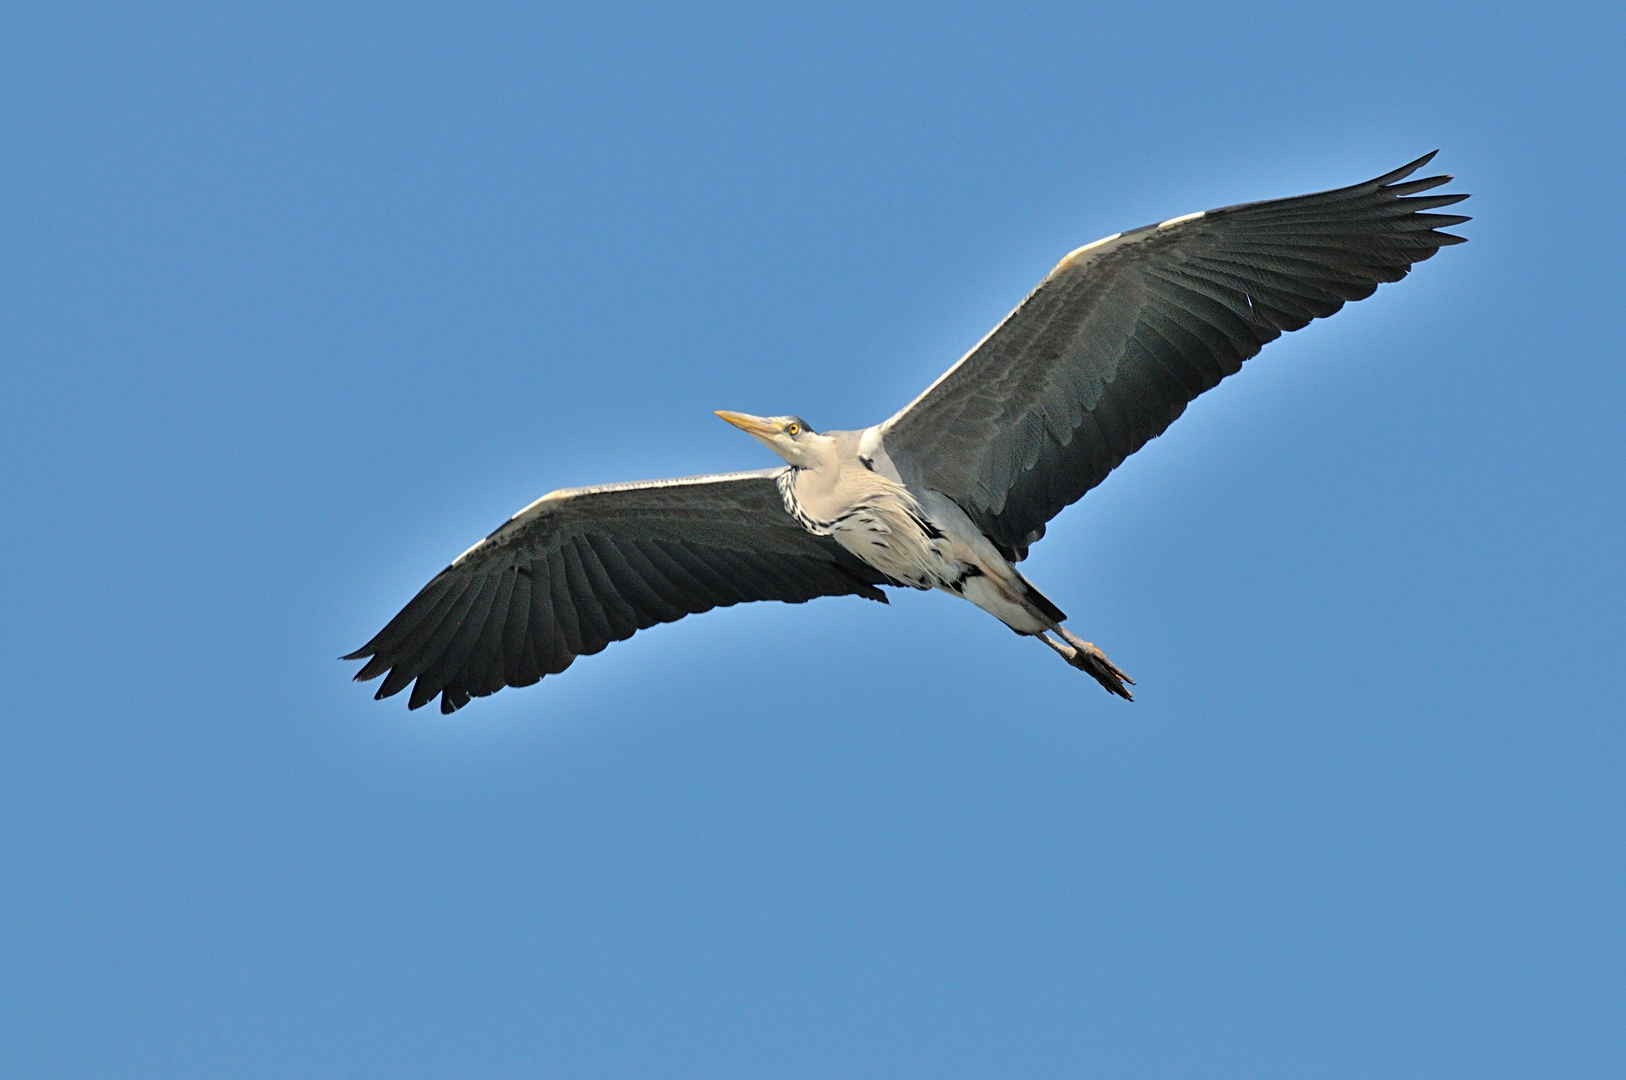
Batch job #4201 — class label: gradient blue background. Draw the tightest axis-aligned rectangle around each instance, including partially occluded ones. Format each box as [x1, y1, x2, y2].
[3, 2, 1623, 1076]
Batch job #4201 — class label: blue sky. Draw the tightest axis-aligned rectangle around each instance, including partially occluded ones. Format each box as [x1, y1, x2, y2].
[3, 2, 1623, 1076]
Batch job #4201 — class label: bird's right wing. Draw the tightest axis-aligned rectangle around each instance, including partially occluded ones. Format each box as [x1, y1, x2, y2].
[880, 152, 1470, 560]
[344, 470, 892, 713]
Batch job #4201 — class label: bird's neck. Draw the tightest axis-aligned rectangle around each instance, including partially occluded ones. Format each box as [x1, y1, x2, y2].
[779, 438, 846, 519]
[781, 433, 841, 477]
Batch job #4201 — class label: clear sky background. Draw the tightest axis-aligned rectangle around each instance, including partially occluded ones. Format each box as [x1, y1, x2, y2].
[3, 2, 1623, 1077]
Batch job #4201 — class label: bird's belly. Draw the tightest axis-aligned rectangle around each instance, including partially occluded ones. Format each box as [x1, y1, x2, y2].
[828, 513, 958, 590]
[956, 573, 1049, 634]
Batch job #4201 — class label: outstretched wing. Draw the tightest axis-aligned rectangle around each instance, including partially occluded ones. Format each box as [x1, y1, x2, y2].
[880, 152, 1470, 560]
[345, 470, 892, 713]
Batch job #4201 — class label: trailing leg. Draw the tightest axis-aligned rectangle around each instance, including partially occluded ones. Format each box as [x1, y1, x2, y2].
[1040, 629, 1134, 700]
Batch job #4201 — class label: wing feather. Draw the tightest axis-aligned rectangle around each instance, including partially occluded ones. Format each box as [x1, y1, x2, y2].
[501, 569, 535, 689]
[614, 539, 695, 617]
[463, 568, 517, 698]
[559, 539, 614, 655]
[544, 548, 584, 658]
[392, 575, 484, 703]
[411, 572, 502, 709]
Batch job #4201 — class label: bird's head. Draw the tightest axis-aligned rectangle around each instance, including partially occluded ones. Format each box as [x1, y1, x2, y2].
[715, 411, 827, 468]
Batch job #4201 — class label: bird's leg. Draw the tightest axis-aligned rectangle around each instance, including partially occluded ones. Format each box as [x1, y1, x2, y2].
[1041, 629, 1135, 700]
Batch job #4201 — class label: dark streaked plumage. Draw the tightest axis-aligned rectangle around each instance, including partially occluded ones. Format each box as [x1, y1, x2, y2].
[347, 153, 1468, 712]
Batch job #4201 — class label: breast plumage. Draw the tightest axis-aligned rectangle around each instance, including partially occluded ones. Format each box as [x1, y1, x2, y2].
[776, 463, 955, 590]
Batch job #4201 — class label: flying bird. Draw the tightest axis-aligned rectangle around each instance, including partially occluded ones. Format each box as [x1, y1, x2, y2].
[346, 153, 1469, 712]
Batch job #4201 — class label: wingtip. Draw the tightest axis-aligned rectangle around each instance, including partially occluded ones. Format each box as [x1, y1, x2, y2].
[1372, 150, 1445, 189]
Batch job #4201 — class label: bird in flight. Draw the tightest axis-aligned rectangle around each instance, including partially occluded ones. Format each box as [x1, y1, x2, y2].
[346, 153, 1469, 712]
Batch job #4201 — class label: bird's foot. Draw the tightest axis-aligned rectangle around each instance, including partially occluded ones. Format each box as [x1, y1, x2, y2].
[1042, 629, 1134, 700]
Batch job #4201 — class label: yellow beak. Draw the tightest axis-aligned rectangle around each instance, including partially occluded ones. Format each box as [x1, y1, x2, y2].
[715, 411, 780, 438]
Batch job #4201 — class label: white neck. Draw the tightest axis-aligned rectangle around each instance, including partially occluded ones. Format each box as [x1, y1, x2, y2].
[778, 432, 840, 473]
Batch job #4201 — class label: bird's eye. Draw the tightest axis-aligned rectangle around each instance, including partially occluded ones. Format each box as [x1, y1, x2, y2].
[786, 423, 800, 436]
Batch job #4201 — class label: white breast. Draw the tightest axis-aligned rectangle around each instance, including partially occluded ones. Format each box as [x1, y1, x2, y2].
[778, 465, 956, 589]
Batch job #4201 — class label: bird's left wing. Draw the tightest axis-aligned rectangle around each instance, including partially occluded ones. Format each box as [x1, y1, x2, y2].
[345, 470, 891, 713]
[880, 153, 1469, 560]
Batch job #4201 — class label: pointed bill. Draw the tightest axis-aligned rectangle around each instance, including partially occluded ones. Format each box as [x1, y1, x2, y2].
[715, 411, 779, 438]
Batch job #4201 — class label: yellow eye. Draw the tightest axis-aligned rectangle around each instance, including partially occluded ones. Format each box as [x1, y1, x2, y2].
[786, 423, 800, 436]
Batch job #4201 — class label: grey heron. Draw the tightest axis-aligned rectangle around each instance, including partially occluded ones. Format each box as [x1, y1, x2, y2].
[346, 153, 1469, 712]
